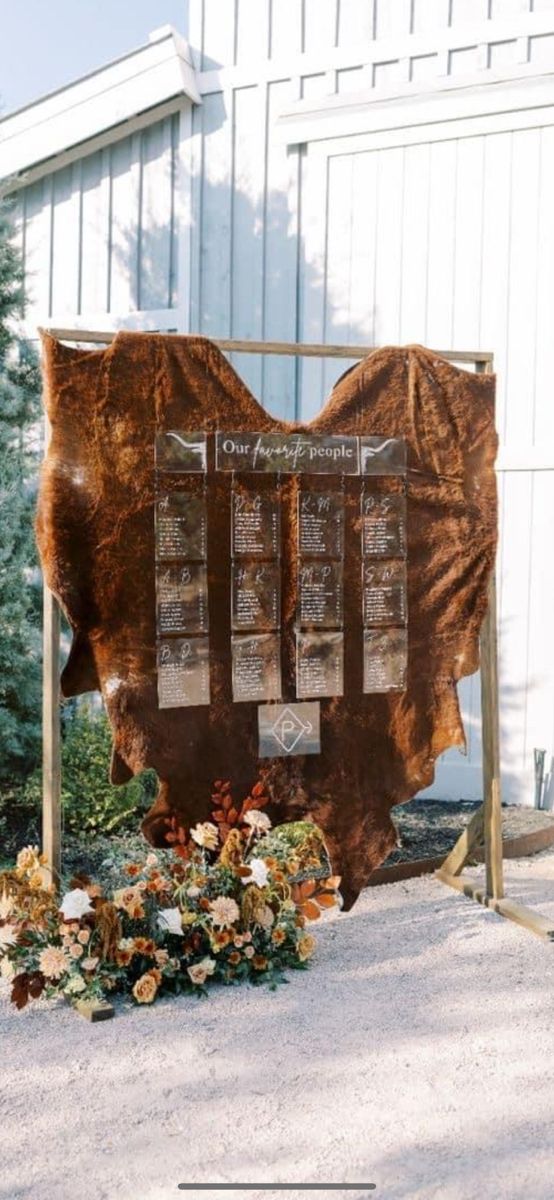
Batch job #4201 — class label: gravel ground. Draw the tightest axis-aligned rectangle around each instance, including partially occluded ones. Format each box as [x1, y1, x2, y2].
[3, 850, 554, 1200]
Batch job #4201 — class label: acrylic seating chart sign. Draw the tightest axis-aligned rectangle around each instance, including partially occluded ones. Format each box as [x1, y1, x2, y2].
[154, 430, 408, 717]
[36, 332, 498, 908]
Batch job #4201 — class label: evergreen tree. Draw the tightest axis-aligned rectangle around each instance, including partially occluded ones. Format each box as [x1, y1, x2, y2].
[0, 195, 42, 781]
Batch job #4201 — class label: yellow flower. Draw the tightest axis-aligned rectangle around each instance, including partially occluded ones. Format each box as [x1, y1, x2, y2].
[132, 972, 158, 1004]
[297, 934, 316, 962]
[28, 870, 45, 892]
[38, 945, 68, 980]
[16, 846, 41, 874]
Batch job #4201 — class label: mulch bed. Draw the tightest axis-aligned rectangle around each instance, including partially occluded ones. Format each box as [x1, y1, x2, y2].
[386, 799, 554, 865]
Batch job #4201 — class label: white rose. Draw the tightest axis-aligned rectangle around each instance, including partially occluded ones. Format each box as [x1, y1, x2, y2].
[242, 858, 269, 889]
[59, 889, 94, 921]
[157, 908, 183, 936]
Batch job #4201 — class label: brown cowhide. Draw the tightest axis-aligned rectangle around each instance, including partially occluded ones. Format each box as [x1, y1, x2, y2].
[37, 332, 497, 908]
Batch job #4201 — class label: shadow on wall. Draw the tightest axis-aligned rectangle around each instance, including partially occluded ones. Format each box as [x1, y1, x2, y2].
[108, 132, 375, 422]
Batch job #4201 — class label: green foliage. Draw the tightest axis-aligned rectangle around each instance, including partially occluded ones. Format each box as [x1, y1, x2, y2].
[21, 705, 157, 838]
[0, 194, 42, 782]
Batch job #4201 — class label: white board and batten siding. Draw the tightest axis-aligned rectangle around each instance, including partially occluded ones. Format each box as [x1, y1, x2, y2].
[5, 0, 554, 806]
[12, 109, 182, 336]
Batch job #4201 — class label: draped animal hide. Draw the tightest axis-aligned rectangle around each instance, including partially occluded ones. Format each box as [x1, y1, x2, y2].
[37, 332, 497, 908]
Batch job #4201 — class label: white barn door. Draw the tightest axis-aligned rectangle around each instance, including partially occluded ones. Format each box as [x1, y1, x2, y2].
[297, 124, 554, 806]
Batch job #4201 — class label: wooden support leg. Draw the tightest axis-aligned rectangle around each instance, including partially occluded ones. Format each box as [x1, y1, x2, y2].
[42, 585, 62, 886]
[439, 805, 485, 876]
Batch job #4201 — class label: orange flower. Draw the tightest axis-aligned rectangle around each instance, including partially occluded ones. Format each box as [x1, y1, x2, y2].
[228, 951, 241, 965]
[132, 972, 158, 1004]
[271, 928, 286, 945]
[125, 864, 141, 878]
[116, 948, 133, 967]
[252, 955, 268, 971]
[211, 930, 231, 950]
[133, 937, 155, 956]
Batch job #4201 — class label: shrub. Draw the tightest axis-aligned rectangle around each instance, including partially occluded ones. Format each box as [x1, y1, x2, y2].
[17, 704, 157, 841]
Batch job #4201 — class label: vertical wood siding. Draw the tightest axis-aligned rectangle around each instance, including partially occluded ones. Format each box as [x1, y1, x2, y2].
[16, 112, 180, 324]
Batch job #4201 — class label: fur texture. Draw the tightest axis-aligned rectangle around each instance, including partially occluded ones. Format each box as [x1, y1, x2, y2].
[36, 332, 497, 908]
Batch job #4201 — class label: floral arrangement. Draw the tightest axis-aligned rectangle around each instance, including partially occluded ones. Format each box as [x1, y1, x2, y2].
[0, 780, 341, 1010]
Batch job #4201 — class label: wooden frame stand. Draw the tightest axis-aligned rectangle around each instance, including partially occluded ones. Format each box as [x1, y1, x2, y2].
[39, 331, 554, 957]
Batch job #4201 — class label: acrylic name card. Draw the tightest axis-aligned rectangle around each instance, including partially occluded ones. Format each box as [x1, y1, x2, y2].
[231, 561, 280, 632]
[362, 560, 407, 627]
[363, 628, 408, 693]
[155, 493, 208, 561]
[298, 492, 345, 559]
[361, 493, 407, 559]
[296, 631, 344, 699]
[298, 562, 344, 629]
[231, 492, 280, 558]
[231, 633, 282, 703]
[157, 637, 210, 708]
[156, 564, 209, 636]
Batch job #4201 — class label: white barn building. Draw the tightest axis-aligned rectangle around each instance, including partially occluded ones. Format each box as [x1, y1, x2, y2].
[1, 1, 553, 808]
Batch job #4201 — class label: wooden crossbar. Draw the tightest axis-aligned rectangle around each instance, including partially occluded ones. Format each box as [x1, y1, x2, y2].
[41, 328, 495, 366]
[38, 329, 552, 953]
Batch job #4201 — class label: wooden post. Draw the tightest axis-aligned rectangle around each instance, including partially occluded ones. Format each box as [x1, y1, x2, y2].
[41, 388, 62, 888]
[42, 583, 62, 885]
[480, 572, 504, 900]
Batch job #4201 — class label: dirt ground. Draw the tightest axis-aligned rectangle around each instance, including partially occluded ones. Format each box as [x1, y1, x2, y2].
[3, 849, 554, 1200]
